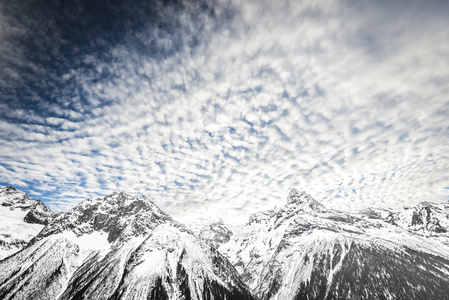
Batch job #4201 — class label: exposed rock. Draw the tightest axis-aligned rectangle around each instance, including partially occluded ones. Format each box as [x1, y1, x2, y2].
[199, 219, 233, 249]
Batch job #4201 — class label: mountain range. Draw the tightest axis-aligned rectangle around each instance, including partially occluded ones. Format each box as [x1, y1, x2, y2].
[218, 188, 449, 299]
[0, 188, 254, 300]
[0, 186, 448, 299]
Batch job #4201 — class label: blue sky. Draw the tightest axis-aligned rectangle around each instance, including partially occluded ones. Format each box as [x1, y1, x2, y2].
[1, 0, 448, 231]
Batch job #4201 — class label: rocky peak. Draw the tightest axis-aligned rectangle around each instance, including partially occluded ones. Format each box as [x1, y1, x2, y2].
[287, 188, 304, 204]
[199, 219, 233, 249]
[0, 186, 55, 259]
[1, 186, 20, 194]
[0, 186, 28, 204]
[286, 188, 325, 212]
[35, 191, 177, 243]
[287, 188, 318, 204]
[247, 190, 327, 225]
[410, 202, 447, 233]
[0, 186, 54, 225]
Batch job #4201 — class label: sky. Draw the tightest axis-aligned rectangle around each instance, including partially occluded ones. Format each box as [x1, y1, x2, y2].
[1, 0, 449, 231]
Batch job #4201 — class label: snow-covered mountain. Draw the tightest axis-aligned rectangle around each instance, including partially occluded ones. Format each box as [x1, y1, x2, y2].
[368, 201, 449, 235]
[0, 191, 255, 300]
[0, 186, 54, 259]
[219, 188, 449, 300]
[1, 186, 449, 299]
[199, 219, 233, 249]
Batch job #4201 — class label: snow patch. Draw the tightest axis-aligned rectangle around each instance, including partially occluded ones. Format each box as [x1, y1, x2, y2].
[57, 230, 111, 252]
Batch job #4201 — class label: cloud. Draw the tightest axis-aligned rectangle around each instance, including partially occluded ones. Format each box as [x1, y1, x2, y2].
[1, 0, 449, 231]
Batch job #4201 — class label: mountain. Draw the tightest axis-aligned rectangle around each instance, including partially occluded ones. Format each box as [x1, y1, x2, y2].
[0, 186, 54, 259]
[219, 188, 449, 300]
[2, 186, 448, 299]
[380, 201, 448, 235]
[199, 219, 233, 249]
[0, 191, 255, 300]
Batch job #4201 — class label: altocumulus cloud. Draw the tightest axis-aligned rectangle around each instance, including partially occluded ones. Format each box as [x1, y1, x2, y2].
[0, 0, 448, 231]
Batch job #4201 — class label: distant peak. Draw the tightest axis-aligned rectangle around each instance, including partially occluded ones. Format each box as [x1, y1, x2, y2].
[288, 188, 302, 196]
[0, 186, 27, 201]
[285, 188, 326, 211]
[80, 192, 157, 212]
[1, 186, 20, 194]
[199, 219, 233, 249]
[107, 191, 132, 198]
[287, 188, 306, 204]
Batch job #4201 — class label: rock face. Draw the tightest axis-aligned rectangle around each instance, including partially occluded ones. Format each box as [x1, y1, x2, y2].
[0, 186, 54, 259]
[286, 188, 326, 211]
[219, 189, 449, 300]
[0, 191, 255, 300]
[383, 201, 449, 235]
[199, 219, 233, 249]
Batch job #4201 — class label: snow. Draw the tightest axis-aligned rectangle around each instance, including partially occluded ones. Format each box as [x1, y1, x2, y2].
[0, 205, 44, 242]
[2, 187, 448, 299]
[274, 231, 353, 300]
[58, 230, 111, 252]
[219, 190, 449, 299]
[0, 188, 47, 260]
[132, 248, 166, 277]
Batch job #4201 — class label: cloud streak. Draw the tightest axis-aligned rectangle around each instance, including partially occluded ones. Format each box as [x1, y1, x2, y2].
[1, 0, 449, 231]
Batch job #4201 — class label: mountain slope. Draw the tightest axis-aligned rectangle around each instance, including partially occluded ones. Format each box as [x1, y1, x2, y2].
[0, 186, 54, 259]
[219, 188, 449, 300]
[0, 191, 255, 300]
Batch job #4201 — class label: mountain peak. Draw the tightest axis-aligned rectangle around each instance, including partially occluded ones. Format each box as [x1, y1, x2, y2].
[1, 186, 20, 193]
[36, 191, 176, 243]
[199, 219, 233, 249]
[287, 188, 307, 204]
[0, 186, 54, 259]
[0, 186, 27, 202]
[286, 188, 326, 212]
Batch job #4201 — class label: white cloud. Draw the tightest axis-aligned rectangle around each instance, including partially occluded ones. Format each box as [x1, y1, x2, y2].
[1, 0, 449, 231]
